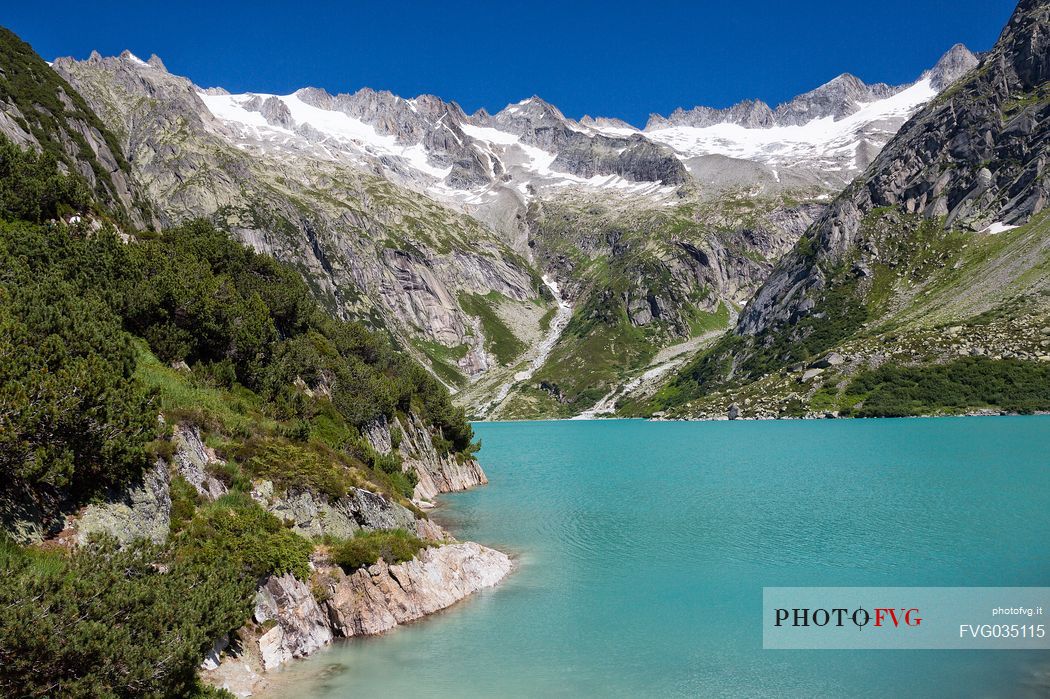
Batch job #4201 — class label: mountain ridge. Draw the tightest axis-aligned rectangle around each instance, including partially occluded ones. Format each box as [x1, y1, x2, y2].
[44, 33, 997, 419]
[631, 0, 1050, 420]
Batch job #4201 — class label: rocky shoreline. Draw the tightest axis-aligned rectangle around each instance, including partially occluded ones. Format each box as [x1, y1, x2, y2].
[204, 541, 513, 697]
[8, 419, 512, 698]
[189, 419, 511, 698]
[647, 408, 1050, 422]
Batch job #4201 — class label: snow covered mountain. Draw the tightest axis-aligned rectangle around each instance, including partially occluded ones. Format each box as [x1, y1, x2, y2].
[50, 42, 979, 419]
[189, 43, 975, 212]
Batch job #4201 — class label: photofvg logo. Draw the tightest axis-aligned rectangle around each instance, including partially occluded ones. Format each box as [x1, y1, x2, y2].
[774, 607, 923, 629]
[763, 588, 1050, 650]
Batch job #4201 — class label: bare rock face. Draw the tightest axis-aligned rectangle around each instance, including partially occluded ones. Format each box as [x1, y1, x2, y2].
[365, 413, 488, 503]
[172, 424, 228, 500]
[647, 98, 775, 130]
[773, 73, 901, 126]
[254, 574, 334, 670]
[251, 481, 418, 540]
[73, 459, 171, 545]
[323, 542, 513, 637]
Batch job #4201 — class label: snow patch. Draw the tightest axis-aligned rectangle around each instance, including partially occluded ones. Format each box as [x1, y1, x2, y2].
[983, 221, 1019, 235]
[198, 91, 451, 179]
[645, 79, 938, 167]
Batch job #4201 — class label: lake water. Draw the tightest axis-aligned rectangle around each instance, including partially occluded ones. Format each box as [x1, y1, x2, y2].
[279, 417, 1050, 697]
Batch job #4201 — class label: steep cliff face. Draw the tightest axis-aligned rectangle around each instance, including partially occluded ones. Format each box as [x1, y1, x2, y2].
[739, 0, 1048, 337]
[0, 30, 151, 227]
[641, 0, 1050, 419]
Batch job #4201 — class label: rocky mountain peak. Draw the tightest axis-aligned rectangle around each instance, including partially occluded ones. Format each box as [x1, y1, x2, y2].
[579, 115, 636, 131]
[494, 96, 567, 125]
[646, 98, 775, 130]
[737, 0, 1049, 337]
[118, 49, 149, 67]
[147, 54, 167, 71]
[772, 72, 899, 125]
[294, 86, 334, 109]
[922, 43, 979, 89]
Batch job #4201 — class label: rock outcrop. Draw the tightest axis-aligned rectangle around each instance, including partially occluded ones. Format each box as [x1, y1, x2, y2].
[254, 574, 334, 670]
[323, 542, 513, 636]
[205, 542, 513, 697]
[172, 424, 228, 500]
[364, 413, 488, 503]
[71, 459, 171, 545]
[250, 480, 424, 540]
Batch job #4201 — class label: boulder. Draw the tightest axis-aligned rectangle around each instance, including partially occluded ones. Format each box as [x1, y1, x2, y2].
[254, 573, 334, 670]
[800, 368, 824, 382]
[810, 352, 844, 369]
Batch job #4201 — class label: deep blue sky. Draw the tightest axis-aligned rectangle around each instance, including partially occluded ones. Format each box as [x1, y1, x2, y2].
[4, 0, 1018, 127]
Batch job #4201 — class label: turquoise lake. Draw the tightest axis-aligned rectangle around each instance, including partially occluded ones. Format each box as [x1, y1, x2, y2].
[281, 417, 1050, 697]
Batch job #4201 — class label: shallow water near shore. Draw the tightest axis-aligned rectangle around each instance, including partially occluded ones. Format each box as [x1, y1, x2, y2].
[275, 416, 1050, 698]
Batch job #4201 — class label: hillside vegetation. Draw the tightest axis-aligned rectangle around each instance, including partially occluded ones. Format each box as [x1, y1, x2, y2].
[0, 136, 467, 695]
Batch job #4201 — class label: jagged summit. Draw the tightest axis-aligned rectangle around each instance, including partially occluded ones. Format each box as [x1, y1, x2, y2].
[52, 36, 982, 210]
[738, 0, 1048, 337]
[492, 95, 567, 123]
[771, 72, 899, 126]
[647, 44, 977, 131]
[922, 42, 980, 89]
[646, 98, 775, 130]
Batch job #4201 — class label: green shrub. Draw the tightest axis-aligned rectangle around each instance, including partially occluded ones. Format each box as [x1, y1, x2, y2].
[175, 493, 313, 580]
[0, 237, 156, 503]
[0, 138, 90, 222]
[844, 357, 1050, 417]
[330, 529, 427, 572]
[169, 474, 200, 535]
[0, 195, 478, 510]
[240, 439, 353, 500]
[0, 538, 251, 698]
